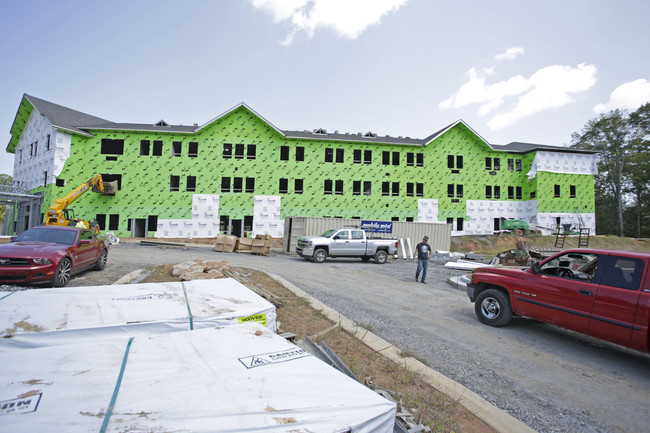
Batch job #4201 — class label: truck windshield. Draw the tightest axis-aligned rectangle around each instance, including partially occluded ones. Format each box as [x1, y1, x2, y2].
[321, 229, 337, 238]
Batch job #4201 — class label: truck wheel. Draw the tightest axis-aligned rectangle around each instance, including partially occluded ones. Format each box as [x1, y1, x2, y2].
[374, 250, 388, 264]
[475, 289, 512, 327]
[313, 249, 327, 263]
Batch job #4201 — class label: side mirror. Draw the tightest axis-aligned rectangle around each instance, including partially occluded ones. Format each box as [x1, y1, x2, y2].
[531, 262, 541, 275]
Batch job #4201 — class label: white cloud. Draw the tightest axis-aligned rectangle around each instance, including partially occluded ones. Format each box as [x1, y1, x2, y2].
[495, 46, 524, 62]
[440, 61, 597, 130]
[250, 0, 408, 45]
[594, 79, 650, 113]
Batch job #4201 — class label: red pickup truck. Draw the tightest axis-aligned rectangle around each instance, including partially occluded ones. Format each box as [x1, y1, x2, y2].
[467, 249, 650, 352]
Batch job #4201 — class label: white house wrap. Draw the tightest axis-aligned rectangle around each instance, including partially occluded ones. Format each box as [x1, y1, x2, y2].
[0, 279, 276, 350]
[0, 323, 396, 433]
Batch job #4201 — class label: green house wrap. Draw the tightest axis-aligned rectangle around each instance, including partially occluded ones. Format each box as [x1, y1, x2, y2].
[7, 94, 598, 238]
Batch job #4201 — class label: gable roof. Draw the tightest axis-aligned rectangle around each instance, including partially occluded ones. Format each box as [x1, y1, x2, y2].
[7, 95, 598, 156]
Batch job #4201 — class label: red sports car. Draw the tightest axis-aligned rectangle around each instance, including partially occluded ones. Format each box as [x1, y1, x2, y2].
[0, 226, 109, 287]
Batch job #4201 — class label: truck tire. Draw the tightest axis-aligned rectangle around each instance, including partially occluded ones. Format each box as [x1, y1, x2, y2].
[313, 249, 327, 263]
[475, 289, 512, 327]
[374, 250, 388, 264]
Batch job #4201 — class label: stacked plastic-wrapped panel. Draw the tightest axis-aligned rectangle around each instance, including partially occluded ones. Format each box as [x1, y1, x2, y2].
[0, 323, 396, 433]
[0, 279, 276, 350]
[155, 194, 220, 238]
[253, 195, 283, 237]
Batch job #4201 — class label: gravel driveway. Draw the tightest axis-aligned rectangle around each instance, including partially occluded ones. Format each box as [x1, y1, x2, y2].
[5, 241, 650, 433]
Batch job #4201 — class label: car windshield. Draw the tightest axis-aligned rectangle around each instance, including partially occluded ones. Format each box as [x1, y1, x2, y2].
[13, 228, 77, 245]
[321, 229, 337, 238]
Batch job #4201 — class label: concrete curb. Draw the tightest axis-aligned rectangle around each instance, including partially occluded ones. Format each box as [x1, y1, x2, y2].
[267, 273, 537, 433]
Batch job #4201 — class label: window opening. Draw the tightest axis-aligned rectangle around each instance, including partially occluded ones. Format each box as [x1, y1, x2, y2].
[188, 142, 198, 157]
[101, 174, 122, 190]
[279, 178, 288, 194]
[235, 143, 245, 159]
[152, 141, 163, 156]
[363, 181, 371, 196]
[335, 180, 344, 195]
[354, 149, 362, 164]
[172, 142, 182, 157]
[109, 214, 119, 231]
[382, 182, 390, 196]
[353, 180, 361, 195]
[336, 148, 344, 163]
[554, 184, 561, 197]
[223, 143, 232, 159]
[140, 140, 150, 156]
[148, 215, 158, 232]
[221, 177, 231, 193]
[233, 177, 243, 193]
[294, 178, 303, 194]
[494, 158, 500, 170]
[281, 146, 290, 161]
[186, 176, 196, 192]
[364, 150, 372, 164]
[570, 185, 576, 198]
[416, 183, 423, 197]
[382, 151, 390, 165]
[245, 177, 255, 193]
[101, 139, 124, 155]
[170, 175, 180, 192]
[392, 151, 399, 166]
[324, 179, 332, 195]
[508, 186, 514, 199]
[96, 214, 106, 231]
[296, 146, 304, 161]
[325, 148, 333, 163]
[392, 182, 399, 196]
[247, 144, 256, 159]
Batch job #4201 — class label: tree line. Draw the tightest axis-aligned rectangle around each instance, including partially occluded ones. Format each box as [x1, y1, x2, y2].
[571, 103, 650, 238]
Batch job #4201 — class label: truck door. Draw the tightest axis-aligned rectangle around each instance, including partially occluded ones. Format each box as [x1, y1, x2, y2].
[588, 255, 644, 345]
[329, 230, 350, 255]
[349, 230, 367, 255]
[515, 252, 600, 334]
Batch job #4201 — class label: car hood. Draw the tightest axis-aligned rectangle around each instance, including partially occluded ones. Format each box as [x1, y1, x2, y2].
[0, 241, 66, 256]
[475, 265, 529, 274]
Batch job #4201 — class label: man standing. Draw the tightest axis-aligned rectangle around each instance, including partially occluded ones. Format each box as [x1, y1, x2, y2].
[414, 236, 432, 283]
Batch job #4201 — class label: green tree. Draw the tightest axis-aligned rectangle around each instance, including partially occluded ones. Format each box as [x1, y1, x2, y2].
[572, 104, 650, 237]
[628, 103, 650, 237]
[571, 110, 631, 236]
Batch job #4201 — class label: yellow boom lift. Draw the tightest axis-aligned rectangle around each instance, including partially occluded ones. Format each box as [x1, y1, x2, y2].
[46, 174, 116, 234]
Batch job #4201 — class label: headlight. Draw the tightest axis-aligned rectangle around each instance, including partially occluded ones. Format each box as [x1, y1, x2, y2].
[33, 258, 52, 265]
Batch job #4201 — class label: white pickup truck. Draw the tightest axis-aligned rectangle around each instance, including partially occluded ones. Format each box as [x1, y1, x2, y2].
[296, 228, 399, 264]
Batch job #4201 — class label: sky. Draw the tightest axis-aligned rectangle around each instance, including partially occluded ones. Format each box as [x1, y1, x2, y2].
[1, 0, 649, 176]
